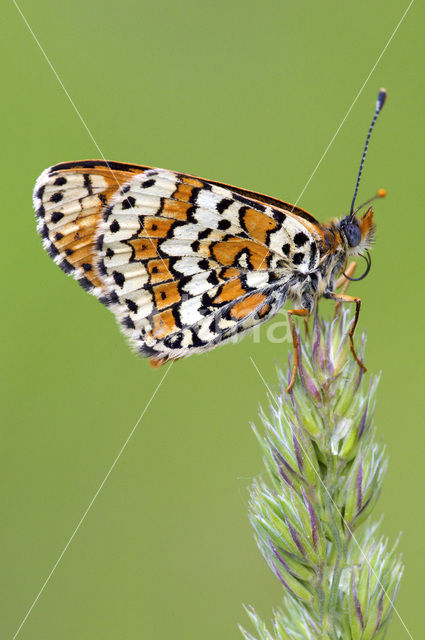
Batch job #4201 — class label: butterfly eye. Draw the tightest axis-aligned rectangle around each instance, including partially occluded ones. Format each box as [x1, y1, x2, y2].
[342, 222, 362, 247]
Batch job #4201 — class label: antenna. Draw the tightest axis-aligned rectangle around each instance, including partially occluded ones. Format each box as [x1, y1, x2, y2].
[351, 187, 387, 216]
[349, 88, 387, 217]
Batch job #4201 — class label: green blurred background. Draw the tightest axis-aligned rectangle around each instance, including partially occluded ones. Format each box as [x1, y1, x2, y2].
[1, 1, 423, 638]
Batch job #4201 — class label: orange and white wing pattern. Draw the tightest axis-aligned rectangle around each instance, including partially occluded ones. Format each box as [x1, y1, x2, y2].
[34, 161, 325, 363]
[33, 161, 148, 303]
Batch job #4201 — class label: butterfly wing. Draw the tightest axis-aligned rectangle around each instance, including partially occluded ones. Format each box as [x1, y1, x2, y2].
[34, 161, 324, 362]
[33, 160, 151, 301]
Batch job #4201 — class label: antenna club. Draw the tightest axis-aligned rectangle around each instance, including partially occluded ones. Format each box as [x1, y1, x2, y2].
[377, 188, 387, 198]
[377, 88, 387, 110]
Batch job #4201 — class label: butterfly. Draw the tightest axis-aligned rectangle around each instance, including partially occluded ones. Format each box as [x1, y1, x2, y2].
[33, 89, 387, 390]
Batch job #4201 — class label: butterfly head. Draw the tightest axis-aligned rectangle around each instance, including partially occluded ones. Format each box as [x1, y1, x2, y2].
[338, 202, 378, 256]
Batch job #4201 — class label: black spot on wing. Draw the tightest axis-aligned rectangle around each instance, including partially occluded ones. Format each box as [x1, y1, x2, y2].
[125, 298, 138, 313]
[190, 327, 207, 347]
[35, 184, 45, 201]
[272, 209, 286, 224]
[97, 259, 107, 276]
[39, 223, 49, 239]
[163, 332, 184, 350]
[294, 232, 308, 247]
[46, 244, 59, 259]
[113, 271, 125, 288]
[78, 276, 94, 292]
[95, 233, 104, 252]
[59, 259, 74, 274]
[207, 271, 219, 285]
[138, 342, 158, 358]
[103, 205, 113, 222]
[198, 258, 209, 270]
[122, 315, 135, 330]
[51, 211, 64, 224]
[216, 198, 233, 214]
[189, 187, 201, 204]
[83, 173, 93, 195]
[122, 196, 136, 210]
[308, 242, 317, 270]
[198, 228, 211, 240]
[238, 206, 248, 230]
[186, 206, 198, 224]
[217, 219, 231, 231]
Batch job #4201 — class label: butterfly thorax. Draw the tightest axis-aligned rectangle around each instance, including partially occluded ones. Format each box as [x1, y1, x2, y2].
[284, 222, 347, 313]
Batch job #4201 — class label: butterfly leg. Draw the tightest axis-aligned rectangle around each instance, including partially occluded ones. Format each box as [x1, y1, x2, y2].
[335, 261, 357, 291]
[326, 292, 366, 372]
[287, 308, 310, 392]
[334, 261, 357, 317]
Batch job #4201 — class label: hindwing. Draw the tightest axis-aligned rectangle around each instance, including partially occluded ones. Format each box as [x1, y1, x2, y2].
[34, 161, 324, 362]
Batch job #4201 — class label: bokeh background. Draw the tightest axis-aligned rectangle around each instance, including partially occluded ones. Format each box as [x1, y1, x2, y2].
[1, 1, 423, 638]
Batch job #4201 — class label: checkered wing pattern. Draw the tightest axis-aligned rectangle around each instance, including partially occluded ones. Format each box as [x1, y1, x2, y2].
[34, 161, 324, 363]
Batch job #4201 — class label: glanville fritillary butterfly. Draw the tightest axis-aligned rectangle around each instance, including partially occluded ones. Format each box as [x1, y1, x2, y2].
[33, 89, 387, 390]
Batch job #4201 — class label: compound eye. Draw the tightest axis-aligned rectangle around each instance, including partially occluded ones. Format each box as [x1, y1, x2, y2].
[344, 223, 362, 247]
